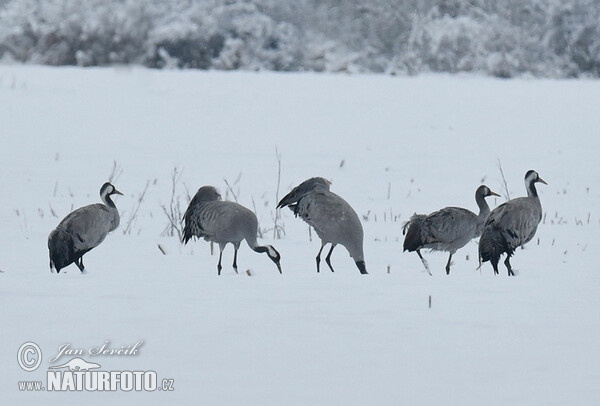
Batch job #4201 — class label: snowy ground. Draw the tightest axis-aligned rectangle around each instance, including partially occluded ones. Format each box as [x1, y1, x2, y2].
[1, 66, 599, 405]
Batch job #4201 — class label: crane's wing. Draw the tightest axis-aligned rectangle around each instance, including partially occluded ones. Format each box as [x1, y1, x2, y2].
[423, 207, 479, 244]
[58, 204, 115, 252]
[484, 198, 542, 249]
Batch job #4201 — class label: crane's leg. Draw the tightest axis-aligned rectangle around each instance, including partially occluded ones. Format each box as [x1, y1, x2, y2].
[217, 251, 223, 275]
[75, 257, 85, 273]
[232, 243, 240, 274]
[216, 243, 227, 275]
[416, 249, 431, 275]
[325, 244, 337, 273]
[491, 257, 499, 275]
[504, 255, 514, 276]
[315, 244, 326, 273]
[445, 253, 453, 275]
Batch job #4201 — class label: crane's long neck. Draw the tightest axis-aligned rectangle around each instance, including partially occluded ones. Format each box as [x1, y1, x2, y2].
[100, 191, 120, 231]
[475, 193, 491, 219]
[102, 193, 117, 209]
[246, 236, 271, 255]
[246, 237, 282, 273]
[526, 179, 538, 198]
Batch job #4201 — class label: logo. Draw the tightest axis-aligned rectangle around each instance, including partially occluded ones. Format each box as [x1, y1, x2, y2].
[17, 340, 175, 393]
[18, 342, 42, 372]
[48, 357, 101, 371]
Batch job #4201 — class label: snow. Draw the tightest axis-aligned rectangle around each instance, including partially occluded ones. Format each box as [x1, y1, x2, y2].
[1, 66, 599, 405]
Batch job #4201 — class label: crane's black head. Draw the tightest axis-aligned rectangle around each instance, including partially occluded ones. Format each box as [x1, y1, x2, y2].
[355, 260, 368, 275]
[100, 182, 123, 197]
[100, 182, 123, 208]
[525, 170, 547, 185]
[476, 185, 500, 199]
[266, 245, 282, 274]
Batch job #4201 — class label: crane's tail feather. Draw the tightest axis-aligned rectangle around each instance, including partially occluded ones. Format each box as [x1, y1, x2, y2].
[478, 225, 513, 265]
[277, 189, 301, 209]
[182, 225, 193, 244]
[277, 177, 330, 209]
[48, 228, 76, 273]
[402, 214, 426, 252]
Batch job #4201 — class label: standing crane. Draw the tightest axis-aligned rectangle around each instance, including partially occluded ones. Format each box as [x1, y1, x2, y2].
[277, 177, 367, 274]
[48, 182, 122, 273]
[182, 186, 282, 275]
[479, 170, 547, 276]
[403, 185, 500, 274]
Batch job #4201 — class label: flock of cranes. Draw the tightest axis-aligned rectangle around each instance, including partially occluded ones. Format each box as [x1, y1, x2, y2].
[47, 170, 546, 276]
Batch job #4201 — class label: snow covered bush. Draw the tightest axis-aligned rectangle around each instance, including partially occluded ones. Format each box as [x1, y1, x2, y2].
[1, 0, 599, 77]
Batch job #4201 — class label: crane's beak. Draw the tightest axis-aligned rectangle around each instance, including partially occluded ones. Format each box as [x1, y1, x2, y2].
[113, 189, 124, 196]
[276, 261, 282, 274]
[538, 177, 548, 185]
[489, 190, 501, 197]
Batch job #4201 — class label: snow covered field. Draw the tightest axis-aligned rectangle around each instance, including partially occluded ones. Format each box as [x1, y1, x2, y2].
[1, 66, 599, 405]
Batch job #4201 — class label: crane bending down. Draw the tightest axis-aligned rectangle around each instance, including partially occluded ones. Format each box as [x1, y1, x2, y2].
[277, 177, 367, 274]
[479, 170, 547, 276]
[182, 186, 282, 275]
[48, 182, 122, 273]
[403, 185, 500, 275]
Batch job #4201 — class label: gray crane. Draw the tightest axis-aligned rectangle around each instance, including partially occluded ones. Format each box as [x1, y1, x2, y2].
[48, 182, 122, 273]
[182, 186, 282, 275]
[277, 177, 367, 274]
[479, 170, 547, 276]
[403, 185, 500, 275]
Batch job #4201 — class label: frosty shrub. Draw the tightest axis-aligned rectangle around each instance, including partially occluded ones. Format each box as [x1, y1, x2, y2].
[1, 0, 599, 78]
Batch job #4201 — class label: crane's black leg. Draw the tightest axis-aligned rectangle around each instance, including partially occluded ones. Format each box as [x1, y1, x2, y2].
[75, 257, 85, 272]
[232, 243, 240, 274]
[445, 253, 453, 275]
[504, 256, 514, 276]
[315, 244, 326, 273]
[491, 257, 499, 275]
[325, 244, 337, 272]
[416, 249, 431, 275]
[217, 250, 223, 275]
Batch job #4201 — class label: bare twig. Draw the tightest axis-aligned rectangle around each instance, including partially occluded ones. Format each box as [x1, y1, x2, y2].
[497, 159, 510, 200]
[108, 160, 123, 184]
[271, 147, 285, 239]
[223, 178, 239, 203]
[161, 166, 184, 240]
[123, 180, 150, 235]
[251, 196, 264, 238]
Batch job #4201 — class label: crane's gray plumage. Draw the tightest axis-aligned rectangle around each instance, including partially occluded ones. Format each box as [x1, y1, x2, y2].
[479, 170, 547, 276]
[277, 177, 367, 274]
[403, 185, 500, 274]
[48, 182, 122, 273]
[182, 186, 282, 275]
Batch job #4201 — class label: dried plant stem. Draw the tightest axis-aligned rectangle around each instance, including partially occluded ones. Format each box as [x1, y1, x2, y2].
[497, 159, 510, 200]
[123, 180, 149, 234]
[223, 178, 238, 202]
[161, 166, 184, 240]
